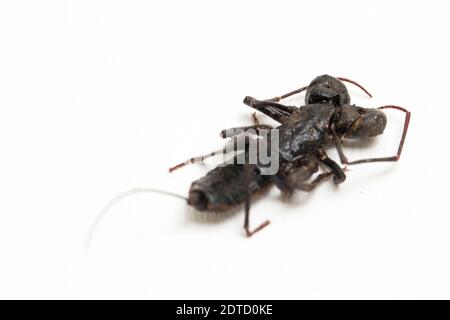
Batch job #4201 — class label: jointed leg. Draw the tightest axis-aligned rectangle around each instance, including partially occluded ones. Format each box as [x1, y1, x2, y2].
[316, 149, 346, 184]
[170, 122, 273, 172]
[273, 156, 335, 195]
[273, 170, 333, 194]
[169, 147, 229, 172]
[332, 105, 411, 165]
[220, 124, 272, 139]
[169, 137, 249, 172]
[243, 164, 270, 237]
[295, 172, 334, 191]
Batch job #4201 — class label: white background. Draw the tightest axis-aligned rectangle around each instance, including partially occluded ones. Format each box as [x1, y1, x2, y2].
[0, 1, 449, 299]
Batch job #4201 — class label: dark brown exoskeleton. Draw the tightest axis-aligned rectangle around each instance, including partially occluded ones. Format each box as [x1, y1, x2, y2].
[246, 74, 410, 165]
[170, 75, 411, 237]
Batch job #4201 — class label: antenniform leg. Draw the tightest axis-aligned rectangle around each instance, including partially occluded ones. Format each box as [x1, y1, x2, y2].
[169, 124, 272, 172]
[337, 77, 373, 98]
[169, 147, 229, 172]
[263, 76, 372, 102]
[265, 86, 308, 102]
[220, 124, 273, 139]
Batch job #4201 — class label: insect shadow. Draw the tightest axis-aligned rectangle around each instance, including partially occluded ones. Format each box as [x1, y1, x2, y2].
[169, 74, 410, 236]
[86, 75, 411, 245]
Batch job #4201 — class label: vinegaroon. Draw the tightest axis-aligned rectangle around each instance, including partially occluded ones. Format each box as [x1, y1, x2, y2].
[169, 75, 411, 237]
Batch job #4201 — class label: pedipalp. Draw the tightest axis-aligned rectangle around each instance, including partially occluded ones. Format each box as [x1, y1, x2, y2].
[332, 105, 411, 165]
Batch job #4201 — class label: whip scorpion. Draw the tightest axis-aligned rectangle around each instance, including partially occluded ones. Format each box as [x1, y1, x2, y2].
[169, 75, 411, 237]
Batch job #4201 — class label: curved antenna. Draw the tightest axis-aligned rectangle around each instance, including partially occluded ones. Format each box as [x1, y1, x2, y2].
[337, 77, 373, 98]
[84, 188, 187, 249]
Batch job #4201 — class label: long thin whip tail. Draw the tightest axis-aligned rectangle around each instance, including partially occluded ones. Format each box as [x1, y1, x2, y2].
[84, 188, 187, 249]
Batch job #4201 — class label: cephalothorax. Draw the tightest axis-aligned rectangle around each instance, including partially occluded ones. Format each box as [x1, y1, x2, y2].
[170, 75, 411, 236]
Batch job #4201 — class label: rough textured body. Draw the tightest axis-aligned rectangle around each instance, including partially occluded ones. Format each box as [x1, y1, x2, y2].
[188, 103, 338, 211]
[188, 162, 272, 212]
[171, 74, 410, 236]
[278, 103, 335, 162]
[305, 74, 351, 105]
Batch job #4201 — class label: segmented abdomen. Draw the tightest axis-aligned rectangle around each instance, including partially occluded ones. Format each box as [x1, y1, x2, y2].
[189, 163, 273, 212]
